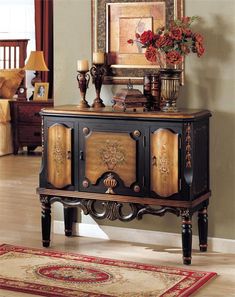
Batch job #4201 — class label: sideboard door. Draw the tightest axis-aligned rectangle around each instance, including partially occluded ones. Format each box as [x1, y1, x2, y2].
[150, 127, 180, 198]
[47, 123, 72, 189]
[79, 121, 145, 196]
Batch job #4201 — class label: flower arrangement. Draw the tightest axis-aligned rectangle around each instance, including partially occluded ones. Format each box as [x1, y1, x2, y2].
[127, 16, 205, 67]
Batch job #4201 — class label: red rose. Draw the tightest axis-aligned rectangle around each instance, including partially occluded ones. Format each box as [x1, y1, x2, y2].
[193, 33, 204, 43]
[183, 28, 192, 37]
[140, 30, 155, 44]
[145, 45, 157, 62]
[169, 27, 183, 41]
[156, 34, 173, 48]
[195, 42, 205, 57]
[127, 16, 205, 64]
[180, 44, 190, 55]
[166, 50, 183, 65]
[181, 16, 191, 25]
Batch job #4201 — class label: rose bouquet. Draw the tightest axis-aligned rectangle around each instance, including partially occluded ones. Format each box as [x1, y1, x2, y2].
[127, 16, 205, 67]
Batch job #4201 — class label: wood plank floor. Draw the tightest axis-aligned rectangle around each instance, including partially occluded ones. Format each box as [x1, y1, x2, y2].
[0, 151, 235, 296]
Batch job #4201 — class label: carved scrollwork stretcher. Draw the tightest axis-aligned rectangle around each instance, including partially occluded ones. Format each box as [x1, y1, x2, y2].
[41, 195, 190, 222]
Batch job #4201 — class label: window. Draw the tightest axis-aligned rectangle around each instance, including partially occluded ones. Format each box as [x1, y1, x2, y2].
[0, 0, 35, 89]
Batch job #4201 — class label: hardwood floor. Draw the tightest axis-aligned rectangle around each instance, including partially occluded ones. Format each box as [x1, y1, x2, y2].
[0, 151, 235, 296]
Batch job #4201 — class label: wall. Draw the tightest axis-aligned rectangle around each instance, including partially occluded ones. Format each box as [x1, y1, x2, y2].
[54, 0, 235, 240]
[54, 0, 114, 106]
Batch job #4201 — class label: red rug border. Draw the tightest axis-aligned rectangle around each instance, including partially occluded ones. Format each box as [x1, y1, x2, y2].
[0, 277, 112, 297]
[186, 272, 217, 296]
[0, 244, 217, 297]
[163, 271, 217, 297]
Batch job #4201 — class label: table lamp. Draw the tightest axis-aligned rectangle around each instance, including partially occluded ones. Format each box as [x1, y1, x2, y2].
[24, 51, 49, 99]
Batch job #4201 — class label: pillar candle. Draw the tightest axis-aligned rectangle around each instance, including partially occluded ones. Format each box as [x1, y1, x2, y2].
[93, 52, 105, 64]
[77, 60, 89, 71]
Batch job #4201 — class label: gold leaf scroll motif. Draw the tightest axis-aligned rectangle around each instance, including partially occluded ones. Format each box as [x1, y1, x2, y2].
[99, 140, 125, 170]
[53, 138, 65, 166]
[155, 144, 171, 182]
[85, 132, 136, 186]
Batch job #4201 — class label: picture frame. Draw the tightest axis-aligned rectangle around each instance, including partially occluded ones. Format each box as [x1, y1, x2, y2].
[33, 82, 49, 100]
[91, 0, 184, 85]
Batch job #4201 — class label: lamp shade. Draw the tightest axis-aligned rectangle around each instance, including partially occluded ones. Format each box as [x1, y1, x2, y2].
[24, 51, 49, 71]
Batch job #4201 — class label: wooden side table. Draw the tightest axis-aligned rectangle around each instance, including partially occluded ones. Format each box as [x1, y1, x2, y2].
[10, 99, 53, 154]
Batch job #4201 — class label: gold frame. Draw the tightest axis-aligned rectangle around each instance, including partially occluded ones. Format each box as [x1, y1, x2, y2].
[33, 82, 49, 100]
[92, 0, 184, 85]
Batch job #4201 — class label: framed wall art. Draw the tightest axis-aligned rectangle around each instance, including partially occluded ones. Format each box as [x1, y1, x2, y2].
[91, 0, 184, 85]
[33, 82, 49, 101]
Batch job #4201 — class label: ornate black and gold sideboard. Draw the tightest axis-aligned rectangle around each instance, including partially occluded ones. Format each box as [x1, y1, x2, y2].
[37, 106, 211, 265]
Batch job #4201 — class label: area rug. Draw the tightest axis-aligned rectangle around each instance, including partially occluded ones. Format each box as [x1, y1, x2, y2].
[0, 244, 216, 297]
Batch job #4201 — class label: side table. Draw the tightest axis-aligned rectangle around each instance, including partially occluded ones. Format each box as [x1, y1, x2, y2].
[10, 99, 53, 154]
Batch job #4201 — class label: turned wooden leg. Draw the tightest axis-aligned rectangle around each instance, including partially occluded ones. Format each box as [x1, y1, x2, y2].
[64, 206, 76, 236]
[181, 212, 192, 265]
[198, 207, 208, 252]
[40, 195, 51, 247]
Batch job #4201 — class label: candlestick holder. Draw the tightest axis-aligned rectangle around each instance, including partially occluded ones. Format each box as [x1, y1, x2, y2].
[90, 64, 106, 108]
[77, 71, 90, 108]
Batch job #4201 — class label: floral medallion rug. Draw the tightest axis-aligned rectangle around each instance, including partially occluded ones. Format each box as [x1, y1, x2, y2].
[0, 244, 216, 297]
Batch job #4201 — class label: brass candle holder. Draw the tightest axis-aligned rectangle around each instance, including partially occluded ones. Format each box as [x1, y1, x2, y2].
[90, 64, 106, 108]
[77, 71, 90, 108]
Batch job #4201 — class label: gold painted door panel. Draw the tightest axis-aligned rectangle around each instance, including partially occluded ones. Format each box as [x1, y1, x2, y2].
[151, 128, 179, 197]
[47, 124, 72, 189]
[85, 131, 136, 187]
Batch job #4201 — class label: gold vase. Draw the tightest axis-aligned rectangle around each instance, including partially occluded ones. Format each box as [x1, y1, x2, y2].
[159, 68, 182, 112]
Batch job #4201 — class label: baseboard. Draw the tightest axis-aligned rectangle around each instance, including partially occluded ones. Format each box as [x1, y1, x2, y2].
[54, 220, 235, 254]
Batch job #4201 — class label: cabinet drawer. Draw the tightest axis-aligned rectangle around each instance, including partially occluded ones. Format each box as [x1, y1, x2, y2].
[18, 105, 42, 123]
[18, 126, 42, 142]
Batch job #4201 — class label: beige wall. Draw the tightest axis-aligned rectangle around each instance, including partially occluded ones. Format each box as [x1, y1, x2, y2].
[54, 0, 235, 240]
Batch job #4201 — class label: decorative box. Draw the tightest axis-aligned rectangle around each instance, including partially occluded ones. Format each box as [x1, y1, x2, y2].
[112, 82, 147, 112]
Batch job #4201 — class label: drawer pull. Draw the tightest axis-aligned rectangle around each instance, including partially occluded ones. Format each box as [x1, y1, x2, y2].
[34, 132, 41, 137]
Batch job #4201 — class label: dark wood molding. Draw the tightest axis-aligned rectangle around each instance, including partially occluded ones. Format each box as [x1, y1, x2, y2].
[37, 187, 210, 209]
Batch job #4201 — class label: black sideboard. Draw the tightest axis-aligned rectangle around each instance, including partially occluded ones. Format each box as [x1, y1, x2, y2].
[37, 106, 211, 265]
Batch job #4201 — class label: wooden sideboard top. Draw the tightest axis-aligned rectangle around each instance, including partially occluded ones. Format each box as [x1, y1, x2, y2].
[41, 105, 211, 120]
